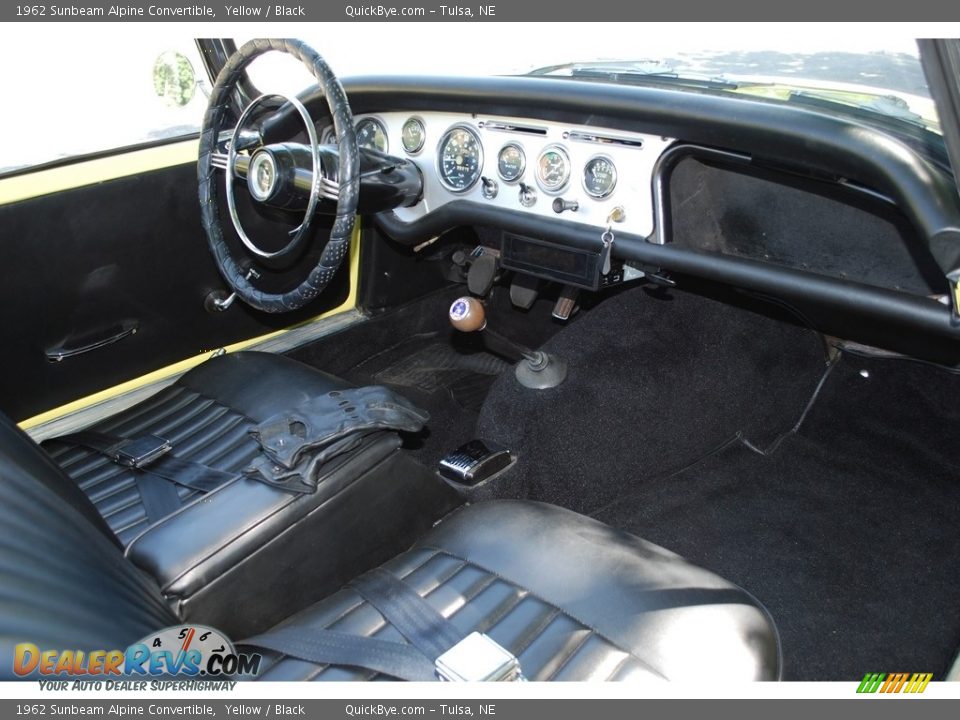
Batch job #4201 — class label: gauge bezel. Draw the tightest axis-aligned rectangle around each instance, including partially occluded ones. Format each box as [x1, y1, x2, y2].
[497, 142, 526, 183]
[535, 144, 571, 195]
[436, 123, 485, 194]
[582, 153, 618, 199]
[401, 116, 426, 155]
[355, 116, 389, 153]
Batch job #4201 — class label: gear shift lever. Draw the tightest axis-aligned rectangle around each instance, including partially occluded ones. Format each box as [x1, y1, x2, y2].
[449, 297, 567, 389]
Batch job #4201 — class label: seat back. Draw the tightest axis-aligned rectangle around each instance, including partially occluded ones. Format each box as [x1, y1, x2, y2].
[1, 413, 119, 542]
[0, 413, 175, 679]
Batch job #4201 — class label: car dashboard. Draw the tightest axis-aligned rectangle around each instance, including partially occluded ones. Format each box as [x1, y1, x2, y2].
[338, 112, 671, 241]
[301, 73, 960, 363]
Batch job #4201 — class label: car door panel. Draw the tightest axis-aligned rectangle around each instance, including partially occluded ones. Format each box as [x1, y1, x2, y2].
[0, 156, 349, 422]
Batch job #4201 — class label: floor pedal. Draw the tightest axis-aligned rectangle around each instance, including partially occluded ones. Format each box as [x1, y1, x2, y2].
[552, 286, 579, 321]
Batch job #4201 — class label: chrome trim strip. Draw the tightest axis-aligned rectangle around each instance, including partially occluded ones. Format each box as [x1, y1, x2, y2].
[566, 130, 644, 148]
[479, 121, 548, 136]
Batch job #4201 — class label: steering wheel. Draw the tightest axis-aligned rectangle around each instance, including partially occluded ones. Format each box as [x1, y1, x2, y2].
[197, 39, 359, 313]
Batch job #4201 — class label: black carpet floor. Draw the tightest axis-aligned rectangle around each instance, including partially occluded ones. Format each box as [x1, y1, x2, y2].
[473, 285, 960, 680]
[476, 286, 829, 512]
[594, 356, 960, 680]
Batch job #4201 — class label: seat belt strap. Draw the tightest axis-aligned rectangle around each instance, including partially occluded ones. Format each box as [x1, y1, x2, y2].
[132, 472, 183, 525]
[56, 430, 238, 492]
[55, 430, 239, 523]
[348, 568, 463, 659]
[240, 567, 525, 681]
[140, 453, 237, 493]
[238, 626, 437, 681]
[58, 431, 170, 468]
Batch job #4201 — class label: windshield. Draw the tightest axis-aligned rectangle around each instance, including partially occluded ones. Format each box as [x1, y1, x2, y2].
[244, 27, 937, 134]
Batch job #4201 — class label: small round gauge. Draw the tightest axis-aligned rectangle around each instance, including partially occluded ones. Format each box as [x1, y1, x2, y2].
[437, 125, 483, 193]
[497, 143, 525, 182]
[355, 117, 388, 153]
[582, 155, 618, 198]
[536, 145, 571, 193]
[401, 117, 425, 154]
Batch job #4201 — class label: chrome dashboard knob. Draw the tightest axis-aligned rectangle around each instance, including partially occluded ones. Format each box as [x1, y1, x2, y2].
[552, 197, 579, 213]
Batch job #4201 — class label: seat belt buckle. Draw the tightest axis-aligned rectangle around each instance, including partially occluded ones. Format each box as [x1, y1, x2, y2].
[116, 435, 172, 468]
[435, 632, 525, 682]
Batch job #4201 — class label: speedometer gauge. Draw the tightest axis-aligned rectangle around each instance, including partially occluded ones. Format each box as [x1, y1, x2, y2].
[437, 125, 483, 193]
[536, 145, 571, 193]
[356, 117, 388, 153]
[582, 155, 617, 198]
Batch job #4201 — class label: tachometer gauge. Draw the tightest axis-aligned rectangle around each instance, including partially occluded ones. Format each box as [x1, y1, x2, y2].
[356, 117, 388, 153]
[401, 117, 425, 154]
[497, 143, 525, 182]
[536, 145, 571, 193]
[582, 155, 617, 198]
[437, 125, 483, 193]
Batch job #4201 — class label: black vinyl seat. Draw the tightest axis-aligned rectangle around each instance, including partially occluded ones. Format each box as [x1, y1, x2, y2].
[0, 400, 781, 681]
[28, 351, 451, 637]
[42, 351, 356, 545]
[253, 501, 781, 681]
[0, 352, 781, 681]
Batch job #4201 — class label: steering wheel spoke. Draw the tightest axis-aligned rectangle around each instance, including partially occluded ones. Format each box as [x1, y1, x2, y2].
[320, 176, 339, 201]
[210, 152, 230, 171]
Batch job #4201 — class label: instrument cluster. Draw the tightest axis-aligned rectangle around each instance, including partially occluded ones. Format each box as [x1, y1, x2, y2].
[330, 112, 674, 238]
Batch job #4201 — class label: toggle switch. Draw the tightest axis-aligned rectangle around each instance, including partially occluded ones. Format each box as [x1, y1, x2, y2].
[518, 182, 537, 208]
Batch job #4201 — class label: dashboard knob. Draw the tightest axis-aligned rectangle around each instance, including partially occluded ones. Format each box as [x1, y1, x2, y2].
[481, 176, 499, 200]
[607, 205, 626, 223]
[552, 198, 579, 214]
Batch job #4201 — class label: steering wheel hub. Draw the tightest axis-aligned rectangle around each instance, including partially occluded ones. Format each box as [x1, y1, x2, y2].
[248, 150, 278, 202]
